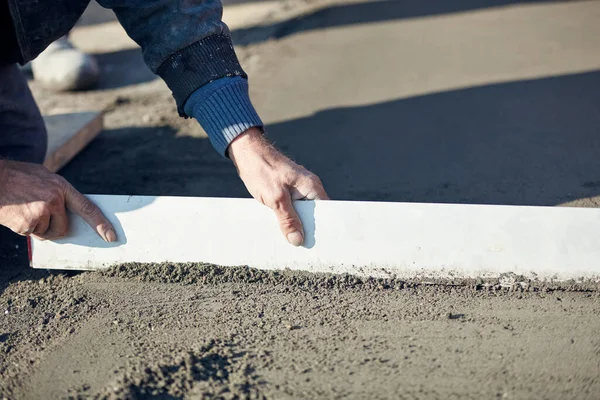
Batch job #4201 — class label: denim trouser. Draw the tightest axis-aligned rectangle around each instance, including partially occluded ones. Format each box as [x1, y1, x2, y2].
[0, 63, 47, 164]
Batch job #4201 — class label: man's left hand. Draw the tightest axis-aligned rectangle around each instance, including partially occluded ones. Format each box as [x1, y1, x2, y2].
[228, 128, 329, 246]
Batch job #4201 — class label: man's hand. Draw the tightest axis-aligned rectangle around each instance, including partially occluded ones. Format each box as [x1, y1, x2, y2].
[0, 160, 116, 241]
[228, 128, 329, 246]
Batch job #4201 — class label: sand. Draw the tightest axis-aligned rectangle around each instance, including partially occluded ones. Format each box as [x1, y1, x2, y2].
[2, 248, 599, 399]
[2, 0, 600, 398]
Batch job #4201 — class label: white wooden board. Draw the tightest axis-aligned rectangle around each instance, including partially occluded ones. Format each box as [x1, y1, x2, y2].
[30, 195, 600, 281]
[43, 111, 103, 172]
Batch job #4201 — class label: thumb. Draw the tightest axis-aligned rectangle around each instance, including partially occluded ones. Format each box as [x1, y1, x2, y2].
[292, 175, 330, 201]
[271, 191, 304, 246]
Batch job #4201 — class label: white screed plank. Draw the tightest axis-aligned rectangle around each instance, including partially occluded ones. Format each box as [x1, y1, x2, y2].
[30, 195, 600, 281]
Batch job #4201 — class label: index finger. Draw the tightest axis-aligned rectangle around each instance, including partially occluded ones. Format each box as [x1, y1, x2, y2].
[64, 183, 116, 242]
[272, 192, 304, 247]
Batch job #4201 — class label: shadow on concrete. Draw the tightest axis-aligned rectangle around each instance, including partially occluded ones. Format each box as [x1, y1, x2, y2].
[77, 0, 264, 26]
[58, 70, 600, 207]
[266, 70, 600, 206]
[76, 1, 117, 27]
[75, 0, 300, 27]
[94, 48, 157, 89]
[77, 0, 575, 42]
[60, 126, 249, 198]
[231, 0, 573, 45]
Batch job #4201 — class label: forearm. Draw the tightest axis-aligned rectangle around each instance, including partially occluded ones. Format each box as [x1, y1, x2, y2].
[97, 0, 247, 117]
[97, 0, 226, 72]
[99, 1, 265, 156]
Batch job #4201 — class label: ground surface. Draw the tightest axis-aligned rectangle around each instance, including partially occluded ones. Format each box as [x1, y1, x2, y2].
[2, 0, 600, 398]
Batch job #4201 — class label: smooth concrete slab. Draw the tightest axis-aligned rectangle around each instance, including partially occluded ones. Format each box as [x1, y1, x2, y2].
[249, 0, 600, 123]
[30, 195, 600, 281]
[245, 0, 600, 208]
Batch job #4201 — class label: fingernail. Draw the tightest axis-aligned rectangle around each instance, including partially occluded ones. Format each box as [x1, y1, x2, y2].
[105, 229, 117, 243]
[287, 231, 304, 247]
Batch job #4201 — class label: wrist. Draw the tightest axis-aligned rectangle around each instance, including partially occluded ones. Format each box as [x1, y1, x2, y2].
[228, 127, 272, 164]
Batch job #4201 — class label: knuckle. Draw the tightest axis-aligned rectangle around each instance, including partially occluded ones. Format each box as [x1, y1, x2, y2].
[48, 174, 65, 188]
[38, 202, 52, 216]
[80, 198, 99, 216]
[27, 203, 49, 223]
[20, 214, 36, 228]
[271, 196, 288, 212]
[278, 216, 298, 230]
[306, 173, 323, 187]
[16, 223, 35, 235]
[50, 172, 64, 182]
[48, 188, 63, 204]
[272, 197, 284, 210]
[282, 169, 299, 182]
[267, 189, 287, 207]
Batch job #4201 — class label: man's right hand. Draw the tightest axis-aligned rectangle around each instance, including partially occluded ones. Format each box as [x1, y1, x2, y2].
[0, 159, 116, 241]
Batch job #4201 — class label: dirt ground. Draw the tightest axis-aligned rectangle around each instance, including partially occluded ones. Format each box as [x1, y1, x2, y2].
[2, 0, 600, 398]
[1, 260, 599, 399]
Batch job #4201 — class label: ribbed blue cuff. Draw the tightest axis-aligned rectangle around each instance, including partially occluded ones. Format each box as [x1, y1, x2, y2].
[184, 77, 263, 157]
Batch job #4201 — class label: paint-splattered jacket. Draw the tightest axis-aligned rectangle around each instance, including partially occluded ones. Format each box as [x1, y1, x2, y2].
[6, 0, 262, 155]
